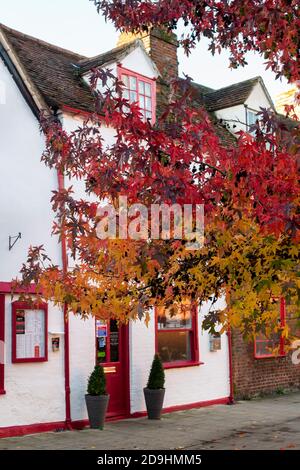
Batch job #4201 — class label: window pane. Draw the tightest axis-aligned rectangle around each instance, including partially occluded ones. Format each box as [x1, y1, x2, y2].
[139, 95, 145, 109]
[110, 320, 119, 363]
[145, 97, 152, 111]
[157, 304, 192, 329]
[145, 82, 151, 97]
[146, 111, 152, 120]
[138, 80, 145, 94]
[129, 91, 137, 103]
[96, 320, 108, 363]
[248, 111, 257, 126]
[158, 331, 191, 363]
[255, 333, 280, 356]
[129, 76, 137, 90]
[123, 89, 129, 100]
[121, 75, 129, 88]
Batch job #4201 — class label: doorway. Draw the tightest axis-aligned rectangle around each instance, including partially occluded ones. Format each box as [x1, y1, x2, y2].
[96, 319, 129, 418]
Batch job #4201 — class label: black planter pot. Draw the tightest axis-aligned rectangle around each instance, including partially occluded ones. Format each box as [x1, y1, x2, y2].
[85, 394, 110, 429]
[143, 388, 165, 420]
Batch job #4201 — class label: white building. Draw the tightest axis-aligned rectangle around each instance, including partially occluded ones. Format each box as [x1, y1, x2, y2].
[0, 24, 275, 437]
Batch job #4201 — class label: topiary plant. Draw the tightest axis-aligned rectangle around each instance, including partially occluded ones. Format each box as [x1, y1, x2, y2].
[147, 354, 165, 389]
[87, 364, 107, 395]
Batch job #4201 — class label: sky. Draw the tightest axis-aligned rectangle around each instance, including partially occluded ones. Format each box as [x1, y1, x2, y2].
[0, 0, 293, 101]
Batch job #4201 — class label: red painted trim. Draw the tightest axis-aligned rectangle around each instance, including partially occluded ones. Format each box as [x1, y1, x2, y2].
[131, 397, 230, 418]
[0, 294, 5, 394]
[118, 65, 157, 83]
[117, 65, 156, 125]
[11, 301, 48, 363]
[227, 328, 234, 404]
[0, 421, 66, 438]
[123, 323, 130, 417]
[155, 302, 200, 367]
[163, 361, 204, 370]
[61, 105, 98, 120]
[57, 170, 72, 430]
[0, 282, 37, 294]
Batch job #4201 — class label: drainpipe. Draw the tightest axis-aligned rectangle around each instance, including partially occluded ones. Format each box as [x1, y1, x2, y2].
[57, 170, 72, 429]
[227, 328, 235, 404]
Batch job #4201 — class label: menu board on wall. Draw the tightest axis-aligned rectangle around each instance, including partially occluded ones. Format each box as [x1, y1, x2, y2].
[15, 309, 45, 360]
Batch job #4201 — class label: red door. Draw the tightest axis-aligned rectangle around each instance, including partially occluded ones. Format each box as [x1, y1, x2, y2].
[96, 319, 129, 418]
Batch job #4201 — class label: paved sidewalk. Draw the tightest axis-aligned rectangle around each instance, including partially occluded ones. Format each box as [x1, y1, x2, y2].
[1, 392, 300, 450]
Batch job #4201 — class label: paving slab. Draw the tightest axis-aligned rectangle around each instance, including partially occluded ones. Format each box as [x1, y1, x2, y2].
[1, 392, 300, 450]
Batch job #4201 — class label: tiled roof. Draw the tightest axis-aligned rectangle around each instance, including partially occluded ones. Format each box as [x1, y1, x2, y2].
[202, 77, 262, 111]
[0, 23, 95, 112]
[0, 24, 238, 145]
[78, 41, 141, 74]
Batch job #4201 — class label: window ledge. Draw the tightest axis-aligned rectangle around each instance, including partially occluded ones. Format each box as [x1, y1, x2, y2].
[254, 354, 286, 360]
[163, 361, 204, 370]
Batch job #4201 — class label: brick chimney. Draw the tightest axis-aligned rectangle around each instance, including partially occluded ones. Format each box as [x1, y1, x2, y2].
[117, 27, 179, 82]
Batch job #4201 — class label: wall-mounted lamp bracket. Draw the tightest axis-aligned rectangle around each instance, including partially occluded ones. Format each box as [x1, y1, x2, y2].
[9, 232, 21, 251]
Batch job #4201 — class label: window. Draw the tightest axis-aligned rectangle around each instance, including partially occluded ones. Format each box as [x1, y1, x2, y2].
[246, 109, 259, 135]
[12, 301, 48, 363]
[96, 319, 120, 364]
[254, 298, 286, 359]
[118, 66, 156, 123]
[0, 294, 5, 394]
[156, 302, 200, 368]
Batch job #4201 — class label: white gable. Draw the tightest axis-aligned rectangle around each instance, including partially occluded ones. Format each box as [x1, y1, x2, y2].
[120, 44, 158, 79]
[82, 42, 159, 90]
[245, 81, 273, 111]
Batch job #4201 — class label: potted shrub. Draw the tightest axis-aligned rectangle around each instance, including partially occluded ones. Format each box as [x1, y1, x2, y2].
[144, 354, 165, 419]
[85, 364, 109, 429]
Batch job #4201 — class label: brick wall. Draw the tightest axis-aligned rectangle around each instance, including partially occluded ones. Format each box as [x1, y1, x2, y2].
[232, 314, 300, 399]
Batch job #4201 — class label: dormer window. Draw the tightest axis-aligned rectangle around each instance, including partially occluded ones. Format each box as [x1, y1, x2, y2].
[118, 66, 156, 124]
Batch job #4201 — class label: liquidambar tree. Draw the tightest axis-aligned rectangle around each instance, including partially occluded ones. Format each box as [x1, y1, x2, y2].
[17, 0, 300, 340]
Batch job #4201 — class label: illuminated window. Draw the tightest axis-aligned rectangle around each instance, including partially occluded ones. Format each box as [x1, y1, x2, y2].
[156, 302, 199, 368]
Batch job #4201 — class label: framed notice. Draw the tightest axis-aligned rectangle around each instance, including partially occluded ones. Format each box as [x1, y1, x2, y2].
[12, 301, 48, 363]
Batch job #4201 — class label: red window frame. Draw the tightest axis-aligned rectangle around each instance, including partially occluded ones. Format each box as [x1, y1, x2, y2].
[117, 65, 156, 125]
[0, 294, 5, 394]
[155, 303, 201, 369]
[254, 297, 286, 359]
[12, 301, 48, 363]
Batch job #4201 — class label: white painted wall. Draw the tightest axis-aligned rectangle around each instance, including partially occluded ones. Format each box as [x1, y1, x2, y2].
[0, 59, 61, 280]
[130, 299, 230, 414]
[0, 295, 65, 427]
[216, 104, 246, 135]
[69, 314, 95, 421]
[0, 58, 65, 427]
